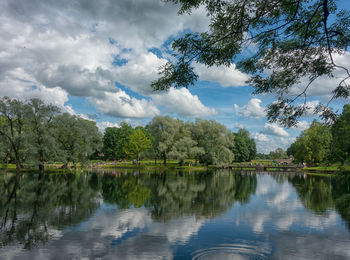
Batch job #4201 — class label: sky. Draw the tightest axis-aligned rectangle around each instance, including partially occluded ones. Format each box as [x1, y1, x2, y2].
[1, 0, 349, 153]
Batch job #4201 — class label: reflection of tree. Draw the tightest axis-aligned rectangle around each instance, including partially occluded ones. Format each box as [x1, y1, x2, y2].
[98, 170, 257, 222]
[101, 174, 151, 208]
[290, 174, 350, 229]
[0, 172, 100, 249]
[290, 175, 334, 214]
[143, 171, 257, 221]
[331, 175, 350, 230]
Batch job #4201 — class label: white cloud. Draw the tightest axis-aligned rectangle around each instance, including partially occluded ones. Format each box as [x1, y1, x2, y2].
[234, 98, 266, 118]
[194, 63, 250, 87]
[97, 121, 119, 132]
[115, 52, 167, 95]
[0, 0, 211, 119]
[151, 88, 217, 117]
[233, 122, 245, 129]
[252, 133, 270, 142]
[261, 123, 290, 137]
[288, 52, 350, 100]
[89, 91, 160, 118]
[291, 120, 310, 131]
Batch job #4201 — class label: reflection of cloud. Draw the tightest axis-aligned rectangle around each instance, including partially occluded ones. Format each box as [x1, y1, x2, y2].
[272, 231, 350, 259]
[150, 215, 204, 243]
[8, 207, 205, 259]
[239, 175, 340, 234]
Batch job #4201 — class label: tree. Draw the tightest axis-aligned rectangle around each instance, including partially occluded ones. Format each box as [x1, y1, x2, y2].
[0, 97, 28, 169]
[330, 104, 350, 164]
[53, 113, 102, 167]
[232, 129, 256, 162]
[269, 147, 288, 160]
[146, 116, 182, 165]
[123, 128, 151, 160]
[103, 122, 134, 160]
[152, 0, 350, 126]
[191, 119, 234, 166]
[293, 121, 332, 166]
[25, 99, 60, 172]
[169, 136, 204, 165]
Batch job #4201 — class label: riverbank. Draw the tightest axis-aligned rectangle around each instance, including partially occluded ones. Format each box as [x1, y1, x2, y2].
[1, 161, 349, 174]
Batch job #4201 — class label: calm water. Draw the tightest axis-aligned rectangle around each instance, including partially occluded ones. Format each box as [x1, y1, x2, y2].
[0, 169, 350, 259]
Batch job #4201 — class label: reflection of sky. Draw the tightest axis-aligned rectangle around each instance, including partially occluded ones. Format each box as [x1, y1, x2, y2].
[2, 173, 350, 259]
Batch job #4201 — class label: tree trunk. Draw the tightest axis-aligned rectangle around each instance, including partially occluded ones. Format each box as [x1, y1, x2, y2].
[163, 152, 166, 165]
[39, 150, 44, 174]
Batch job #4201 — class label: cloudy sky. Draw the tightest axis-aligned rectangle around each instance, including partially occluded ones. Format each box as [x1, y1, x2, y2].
[1, 0, 349, 153]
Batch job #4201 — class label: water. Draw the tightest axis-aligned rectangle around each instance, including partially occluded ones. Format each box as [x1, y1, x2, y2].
[0, 169, 349, 259]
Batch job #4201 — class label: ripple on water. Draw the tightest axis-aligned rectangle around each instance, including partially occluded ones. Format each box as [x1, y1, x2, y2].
[191, 241, 271, 260]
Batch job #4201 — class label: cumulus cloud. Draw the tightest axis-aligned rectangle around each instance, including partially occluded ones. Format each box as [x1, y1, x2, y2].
[97, 121, 120, 132]
[151, 88, 217, 117]
[0, 0, 212, 119]
[252, 133, 270, 143]
[233, 122, 245, 129]
[89, 91, 159, 118]
[261, 123, 290, 137]
[291, 120, 310, 131]
[288, 52, 350, 100]
[194, 63, 250, 87]
[234, 98, 266, 118]
[115, 53, 167, 95]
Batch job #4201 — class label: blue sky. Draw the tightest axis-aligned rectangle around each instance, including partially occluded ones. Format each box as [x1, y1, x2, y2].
[0, 0, 349, 153]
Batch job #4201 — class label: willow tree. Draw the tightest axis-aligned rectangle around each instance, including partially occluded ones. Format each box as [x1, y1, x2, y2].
[0, 97, 28, 169]
[152, 0, 350, 126]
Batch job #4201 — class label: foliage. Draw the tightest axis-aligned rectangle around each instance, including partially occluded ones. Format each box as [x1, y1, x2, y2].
[152, 0, 350, 126]
[0, 97, 102, 170]
[146, 116, 182, 165]
[293, 121, 332, 166]
[232, 129, 256, 162]
[0, 97, 29, 169]
[330, 104, 350, 164]
[53, 113, 102, 166]
[103, 122, 134, 160]
[25, 99, 61, 172]
[191, 118, 235, 166]
[123, 128, 151, 160]
[269, 147, 288, 160]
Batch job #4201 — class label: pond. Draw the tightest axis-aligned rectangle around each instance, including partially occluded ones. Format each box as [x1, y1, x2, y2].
[0, 169, 350, 259]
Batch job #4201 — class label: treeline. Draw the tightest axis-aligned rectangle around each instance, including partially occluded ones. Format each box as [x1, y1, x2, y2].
[287, 104, 350, 166]
[0, 97, 102, 171]
[103, 116, 257, 166]
[0, 97, 257, 170]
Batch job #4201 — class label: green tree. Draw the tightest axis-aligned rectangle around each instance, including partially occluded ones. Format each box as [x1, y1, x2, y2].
[147, 116, 182, 165]
[0, 97, 28, 169]
[330, 104, 350, 164]
[25, 99, 60, 172]
[123, 128, 151, 160]
[232, 129, 256, 162]
[191, 119, 234, 166]
[169, 136, 205, 165]
[293, 121, 332, 166]
[152, 0, 350, 125]
[53, 113, 102, 167]
[103, 122, 134, 160]
[269, 147, 288, 160]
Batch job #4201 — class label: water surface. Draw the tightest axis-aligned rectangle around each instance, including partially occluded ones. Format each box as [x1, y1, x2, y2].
[0, 169, 349, 259]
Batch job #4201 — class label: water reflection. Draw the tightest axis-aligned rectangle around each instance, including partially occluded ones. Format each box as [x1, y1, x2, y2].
[0, 171, 100, 249]
[0, 170, 349, 259]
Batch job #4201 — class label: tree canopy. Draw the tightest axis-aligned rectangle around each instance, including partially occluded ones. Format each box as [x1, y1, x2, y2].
[152, 0, 350, 126]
